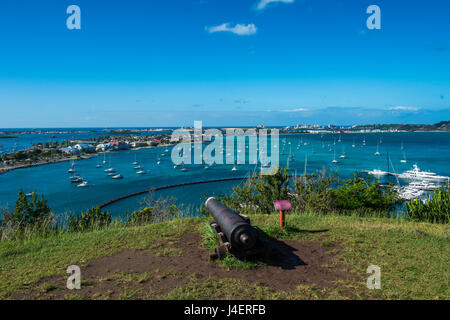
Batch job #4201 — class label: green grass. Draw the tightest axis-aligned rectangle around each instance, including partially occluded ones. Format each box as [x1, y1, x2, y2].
[0, 213, 449, 299]
[0, 217, 200, 298]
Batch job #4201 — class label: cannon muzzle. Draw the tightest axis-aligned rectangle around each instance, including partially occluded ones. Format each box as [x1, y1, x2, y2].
[205, 197, 258, 252]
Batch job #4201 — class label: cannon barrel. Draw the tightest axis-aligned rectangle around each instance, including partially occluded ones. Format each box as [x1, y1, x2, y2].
[205, 197, 258, 251]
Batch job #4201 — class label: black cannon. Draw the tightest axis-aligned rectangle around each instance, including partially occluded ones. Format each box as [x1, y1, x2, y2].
[205, 197, 265, 260]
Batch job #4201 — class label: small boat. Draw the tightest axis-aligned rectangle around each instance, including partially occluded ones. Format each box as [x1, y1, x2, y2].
[134, 165, 142, 169]
[181, 167, 188, 172]
[374, 142, 381, 156]
[77, 181, 88, 187]
[104, 168, 115, 173]
[70, 176, 83, 183]
[332, 151, 338, 163]
[157, 161, 161, 165]
[231, 166, 237, 171]
[112, 174, 123, 179]
[107, 172, 116, 176]
[136, 170, 145, 174]
[368, 169, 388, 176]
[400, 151, 407, 163]
[165, 148, 169, 153]
[96, 164, 102, 168]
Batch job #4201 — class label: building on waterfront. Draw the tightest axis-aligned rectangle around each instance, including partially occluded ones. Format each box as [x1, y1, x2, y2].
[96, 143, 114, 152]
[110, 141, 131, 150]
[131, 141, 148, 148]
[74, 143, 95, 153]
[60, 146, 80, 155]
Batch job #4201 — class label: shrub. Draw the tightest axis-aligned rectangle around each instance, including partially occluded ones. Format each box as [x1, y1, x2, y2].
[404, 186, 450, 223]
[293, 169, 336, 213]
[219, 167, 291, 214]
[0, 190, 55, 240]
[330, 173, 400, 214]
[127, 194, 181, 225]
[68, 207, 112, 232]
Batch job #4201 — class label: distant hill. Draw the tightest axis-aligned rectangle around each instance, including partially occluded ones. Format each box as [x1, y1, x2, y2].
[353, 121, 450, 131]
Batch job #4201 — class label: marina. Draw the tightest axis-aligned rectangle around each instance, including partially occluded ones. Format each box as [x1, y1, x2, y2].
[1, 131, 450, 217]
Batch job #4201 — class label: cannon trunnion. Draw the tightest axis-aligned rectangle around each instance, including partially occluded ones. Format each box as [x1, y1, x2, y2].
[205, 197, 266, 260]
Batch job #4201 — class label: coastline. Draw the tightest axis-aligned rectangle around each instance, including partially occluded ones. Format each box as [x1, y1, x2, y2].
[0, 143, 174, 176]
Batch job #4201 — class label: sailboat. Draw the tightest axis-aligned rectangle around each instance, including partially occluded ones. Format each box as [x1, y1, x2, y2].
[102, 153, 107, 164]
[332, 150, 338, 163]
[374, 142, 381, 156]
[104, 155, 115, 172]
[68, 160, 76, 173]
[400, 141, 404, 150]
[112, 174, 123, 179]
[132, 154, 138, 165]
[352, 138, 356, 148]
[400, 151, 407, 163]
[231, 165, 237, 171]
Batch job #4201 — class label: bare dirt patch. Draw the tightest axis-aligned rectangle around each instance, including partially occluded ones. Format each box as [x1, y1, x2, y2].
[14, 233, 359, 299]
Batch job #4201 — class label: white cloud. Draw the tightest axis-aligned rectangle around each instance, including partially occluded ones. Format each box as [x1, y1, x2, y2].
[205, 23, 257, 36]
[256, 0, 294, 11]
[387, 106, 420, 111]
[281, 108, 308, 112]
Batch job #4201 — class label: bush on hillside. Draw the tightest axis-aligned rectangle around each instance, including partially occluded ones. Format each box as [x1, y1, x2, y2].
[68, 207, 112, 232]
[404, 186, 450, 223]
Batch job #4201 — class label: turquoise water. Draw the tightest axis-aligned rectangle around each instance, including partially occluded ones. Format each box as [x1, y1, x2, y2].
[1, 132, 449, 218]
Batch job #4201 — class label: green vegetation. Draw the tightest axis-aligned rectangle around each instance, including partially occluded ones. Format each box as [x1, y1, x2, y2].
[68, 207, 113, 232]
[0, 167, 448, 300]
[0, 214, 448, 299]
[126, 196, 181, 225]
[0, 190, 56, 240]
[352, 121, 450, 132]
[214, 168, 400, 217]
[405, 186, 450, 224]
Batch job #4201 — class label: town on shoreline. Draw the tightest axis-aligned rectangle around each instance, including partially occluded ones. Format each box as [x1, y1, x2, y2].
[1, 121, 449, 175]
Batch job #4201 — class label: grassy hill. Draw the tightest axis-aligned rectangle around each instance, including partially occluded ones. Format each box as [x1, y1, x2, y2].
[1, 213, 448, 300]
[353, 121, 450, 131]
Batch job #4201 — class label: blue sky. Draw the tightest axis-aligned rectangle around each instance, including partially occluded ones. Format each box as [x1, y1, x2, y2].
[0, 0, 449, 127]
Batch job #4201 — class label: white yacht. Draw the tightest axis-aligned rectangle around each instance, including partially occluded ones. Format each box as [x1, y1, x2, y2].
[398, 165, 449, 181]
[112, 174, 123, 179]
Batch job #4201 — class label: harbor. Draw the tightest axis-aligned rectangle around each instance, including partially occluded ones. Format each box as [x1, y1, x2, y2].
[1, 131, 450, 217]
